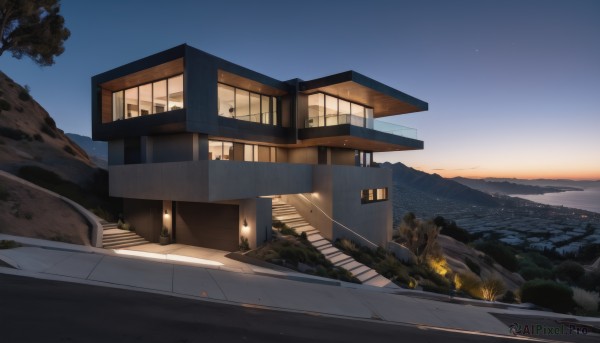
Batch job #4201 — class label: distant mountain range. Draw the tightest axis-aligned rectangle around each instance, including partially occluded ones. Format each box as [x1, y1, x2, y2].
[65, 133, 107, 168]
[380, 162, 500, 207]
[452, 177, 583, 195]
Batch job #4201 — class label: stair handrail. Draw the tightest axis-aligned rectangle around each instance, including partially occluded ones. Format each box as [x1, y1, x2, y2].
[296, 194, 379, 250]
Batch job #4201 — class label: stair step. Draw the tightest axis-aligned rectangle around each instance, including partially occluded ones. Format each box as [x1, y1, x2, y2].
[338, 260, 361, 270]
[103, 235, 144, 243]
[307, 234, 324, 243]
[286, 221, 309, 228]
[291, 225, 314, 232]
[349, 265, 370, 276]
[103, 240, 148, 249]
[312, 240, 330, 248]
[103, 232, 137, 239]
[333, 256, 354, 267]
[328, 253, 352, 264]
[320, 247, 339, 255]
[356, 269, 378, 282]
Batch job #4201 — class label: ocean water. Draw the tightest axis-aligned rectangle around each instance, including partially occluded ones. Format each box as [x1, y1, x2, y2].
[512, 187, 600, 214]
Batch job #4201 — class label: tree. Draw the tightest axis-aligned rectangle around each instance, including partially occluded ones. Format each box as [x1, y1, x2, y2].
[0, 0, 70, 66]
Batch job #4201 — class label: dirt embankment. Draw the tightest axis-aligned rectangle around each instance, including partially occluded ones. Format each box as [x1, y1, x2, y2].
[0, 173, 90, 245]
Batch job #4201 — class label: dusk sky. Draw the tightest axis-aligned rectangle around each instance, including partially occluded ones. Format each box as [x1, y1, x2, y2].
[2, 0, 599, 180]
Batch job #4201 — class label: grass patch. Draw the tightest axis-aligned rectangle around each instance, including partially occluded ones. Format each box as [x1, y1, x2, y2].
[0, 240, 21, 249]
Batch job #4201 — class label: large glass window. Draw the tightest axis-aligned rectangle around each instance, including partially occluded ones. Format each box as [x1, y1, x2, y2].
[111, 74, 184, 121]
[305, 92, 372, 129]
[112, 91, 124, 121]
[235, 89, 250, 121]
[209, 140, 223, 160]
[338, 99, 350, 124]
[217, 83, 279, 126]
[223, 142, 233, 160]
[261, 95, 270, 124]
[139, 84, 152, 116]
[153, 80, 167, 114]
[361, 187, 388, 204]
[250, 93, 261, 123]
[168, 75, 184, 111]
[218, 84, 235, 118]
[244, 144, 254, 162]
[125, 88, 138, 118]
[325, 95, 338, 126]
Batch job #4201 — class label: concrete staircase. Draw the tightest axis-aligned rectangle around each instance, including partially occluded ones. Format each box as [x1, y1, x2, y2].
[272, 198, 396, 288]
[100, 220, 149, 249]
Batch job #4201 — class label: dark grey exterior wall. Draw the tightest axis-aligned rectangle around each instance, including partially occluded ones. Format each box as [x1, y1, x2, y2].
[151, 133, 195, 163]
[175, 202, 239, 251]
[123, 198, 162, 243]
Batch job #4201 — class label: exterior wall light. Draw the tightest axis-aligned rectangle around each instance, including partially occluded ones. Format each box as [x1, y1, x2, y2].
[241, 218, 250, 234]
[243, 218, 248, 228]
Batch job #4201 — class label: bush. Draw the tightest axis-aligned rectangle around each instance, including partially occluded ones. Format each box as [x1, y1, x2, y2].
[436, 216, 472, 243]
[578, 272, 600, 292]
[520, 266, 553, 281]
[0, 185, 9, 201]
[572, 287, 599, 312]
[499, 290, 517, 304]
[279, 226, 297, 236]
[375, 255, 410, 284]
[18, 89, 31, 101]
[475, 242, 518, 272]
[40, 124, 56, 138]
[63, 145, 76, 156]
[0, 240, 21, 249]
[520, 252, 554, 270]
[0, 127, 31, 141]
[455, 272, 482, 299]
[521, 279, 576, 313]
[33, 133, 43, 142]
[553, 261, 585, 283]
[464, 257, 481, 275]
[481, 278, 506, 301]
[0, 98, 11, 111]
[239, 236, 250, 251]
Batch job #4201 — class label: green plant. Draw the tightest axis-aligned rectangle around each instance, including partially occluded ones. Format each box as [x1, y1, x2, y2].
[499, 290, 517, 304]
[0, 240, 21, 249]
[40, 123, 56, 138]
[0, 127, 31, 141]
[279, 226, 297, 236]
[117, 219, 124, 229]
[33, 133, 43, 142]
[455, 272, 482, 299]
[475, 242, 518, 272]
[578, 272, 600, 292]
[521, 279, 576, 313]
[571, 287, 599, 312]
[18, 88, 31, 101]
[0, 185, 9, 201]
[239, 236, 250, 251]
[63, 145, 76, 156]
[553, 261, 585, 284]
[0, 98, 11, 111]
[519, 266, 552, 281]
[161, 227, 169, 237]
[299, 231, 307, 240]
[121, 223, 130, 231]
[481, 278, 506, 302]
[464, 257, 481, 275]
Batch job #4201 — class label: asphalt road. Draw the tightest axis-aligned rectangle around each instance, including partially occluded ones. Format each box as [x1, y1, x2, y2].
[0, 273, 520, 343]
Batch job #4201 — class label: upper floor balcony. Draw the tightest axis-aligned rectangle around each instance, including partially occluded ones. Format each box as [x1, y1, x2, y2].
[305, 114, 417, 140]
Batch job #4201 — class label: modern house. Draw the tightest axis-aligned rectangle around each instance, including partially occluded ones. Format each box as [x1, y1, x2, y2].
[92, 44, 427, 252]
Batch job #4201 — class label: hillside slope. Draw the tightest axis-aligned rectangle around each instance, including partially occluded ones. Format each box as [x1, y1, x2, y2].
[0, 71, 98, 184]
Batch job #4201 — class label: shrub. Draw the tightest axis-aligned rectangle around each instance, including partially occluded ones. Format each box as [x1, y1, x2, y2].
[520, 266, 553, 281]
[299, 231, 307, 241]
[0, 98, 11, 111]
[33, 133, 43, 142]
[18, 89, 31, 101]
[0, 185, 9, 201]
[121, 223, 130, 231]
[578, 272, 600, 292]
[455, 272, 482, 299]
[40, 124, 56, 138]
[0, 240, 21, 249]
[572, 287, 599, 312]
[521, 279, 575, 313]
[475, 242, 518, 272]
[420, 279, 451, 295]
[554, 261, 585, 283]
[239, 236, 250, 251]
[15, 105, 23, 113]
[63, 145, 76, 156]
[272, 220, 285, 229]
[0, 126, 31, 141]
[499, 290, 517, 304]
[375, 255, 410, 284]
[464, 256, 481, 275]
[521, 252, 553, 270]
[481, 278, 506, 301]
[279, 226, 297, 236]
[44, 116, 56, 128]
[436, 216, 472, 243]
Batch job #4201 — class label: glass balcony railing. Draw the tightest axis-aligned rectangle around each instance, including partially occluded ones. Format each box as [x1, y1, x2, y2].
[305, 114, 417, 139]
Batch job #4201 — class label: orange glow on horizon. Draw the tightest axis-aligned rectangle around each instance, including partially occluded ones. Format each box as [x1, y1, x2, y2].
[421, 168, 600, 181]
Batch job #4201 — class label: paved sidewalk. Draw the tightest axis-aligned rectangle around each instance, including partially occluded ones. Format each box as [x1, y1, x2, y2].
[1, 234, 599, 339]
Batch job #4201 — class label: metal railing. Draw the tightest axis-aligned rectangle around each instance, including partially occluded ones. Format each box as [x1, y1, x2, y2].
[305, 113, 417, 139]
[296, 193, 379, 250]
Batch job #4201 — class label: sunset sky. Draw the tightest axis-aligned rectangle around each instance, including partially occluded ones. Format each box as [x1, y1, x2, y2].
[2, 0, 599, 180]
